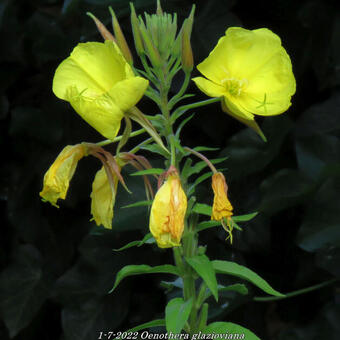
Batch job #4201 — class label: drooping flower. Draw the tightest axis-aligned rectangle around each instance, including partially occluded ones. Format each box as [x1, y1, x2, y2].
[211, 172, 234, 243]
[53, 40, 149, 140]
[193, 27, 296, 139]
[40, 144, 86, 207]
[149, 171, 187, 248]
[90, 166, 118, 229]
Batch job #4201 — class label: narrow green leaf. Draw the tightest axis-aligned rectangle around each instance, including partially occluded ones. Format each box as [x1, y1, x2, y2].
[218, 283, 248, 295]
[193, 146, 220, 152]
[110, 265, 179, 293]
[113, 233, 154, 251]
[121, 200, 153, 209]
[233, 212, 258, 222]
[212, 260, 284, 297]
[196, 220, 220, 232]
[165, 298, 193, 334]
[204, 322, 261, 340]
[175, 113, 195, 138]
[187, 172, 213, 195]
[117, 319, 165, 336]
[196, 212, 258, 232]
[186, 255, 218, 301]
[141, 144, 170, 158]
[186, 157, 228, 178]
[130, 168, 164, 176]
[192, 203, 212, 216]
[197, 303, 209, 331]
[181, 158, 193, 180]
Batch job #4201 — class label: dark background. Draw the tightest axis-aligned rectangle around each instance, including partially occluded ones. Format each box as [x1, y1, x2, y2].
[0, 0, 339, 339]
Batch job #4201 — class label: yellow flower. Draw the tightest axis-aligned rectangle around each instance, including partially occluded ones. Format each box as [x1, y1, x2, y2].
[149, 174, 187, 248]
[211, 172, 234, 243]
[90, 166, 118, 229]
[193, 27, 296, 138]
[40, 144, 86, 207]
[53, 40, 149, 140]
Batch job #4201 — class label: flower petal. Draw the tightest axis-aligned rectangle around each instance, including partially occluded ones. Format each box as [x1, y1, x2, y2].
[53, 41, 132, 100]
[108, 77, 149, 112]
[192, 77, 226, 98]
[91, 166, 117, 229]
[197, 27, 284, 83]
[66, 86, 124, 140]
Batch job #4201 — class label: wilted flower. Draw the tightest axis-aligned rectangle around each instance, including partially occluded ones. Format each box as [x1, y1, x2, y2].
[53, 41, 149, 140]
[149, 171, 187, 248]
[40, 144, 86, 207]
[193, 27, 296, 138]
[211, 172, 234, 243]
[90, 166, 118, 230]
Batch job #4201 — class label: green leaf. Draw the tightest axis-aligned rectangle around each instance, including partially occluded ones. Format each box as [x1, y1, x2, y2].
[193, 146, 220, 152]
[175, 113, 195, 138]
[212, 260, 284, 297]
[204, 284, 248, 301]
[165, 297, 193, 334]
[192, 203, 212, 216]
[113, 233, 154, 251]
[187, 172, 213, 195]
[141, 144, 170, 158]
[121, 200, 153, 209]
[187, 157, 228, 178]
[203, 322, 261, 340]
[196, 220, 221, 232]
[232, 212, 258, 222]
[109, 264, 179, 293]
[186, 255, 218, 301]
[130, 168, 164, 176]
[196, 213, 258, 232]
[117, 319, 165, 336]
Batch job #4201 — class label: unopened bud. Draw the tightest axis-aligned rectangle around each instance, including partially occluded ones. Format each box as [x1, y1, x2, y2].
[181, 19, 193, 73]
[130, 3, 144, 55]
[156, 0, 163, 16]
[138, 18, 162, 68]
[86, 12, 116, 42]
[109, 7, 133, 65]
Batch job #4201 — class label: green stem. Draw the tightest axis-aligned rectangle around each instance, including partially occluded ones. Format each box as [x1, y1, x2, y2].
[254, 279, 338, 302]
[96, 128, 146, 147]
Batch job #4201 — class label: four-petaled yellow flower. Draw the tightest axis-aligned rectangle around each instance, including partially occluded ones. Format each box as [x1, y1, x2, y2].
[90, 166, 118, 230]
[193, 27, 296, 138]
[53, 40, 149, 140]
[149, 173, 187, 248]
[211, 172, 234, 243]
[40, 144, 86, 207]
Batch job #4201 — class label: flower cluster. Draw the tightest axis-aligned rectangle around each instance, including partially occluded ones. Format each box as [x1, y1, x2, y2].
[40, 3, 295, 247]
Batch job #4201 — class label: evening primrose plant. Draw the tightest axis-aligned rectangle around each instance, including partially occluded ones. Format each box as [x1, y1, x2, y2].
[40, 1, 296, 338]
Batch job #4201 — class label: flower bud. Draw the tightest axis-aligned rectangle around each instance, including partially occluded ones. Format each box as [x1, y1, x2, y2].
[130, 3, 144, 55]
[149, 171, 187, 248]
[90, 166, 118, 229]
[109, 7, 133, 65]
[86, 12, 116, 42]
[211, 172, 233, 221]
[181, 19, 194, 73]
[40, 144, 86, 207]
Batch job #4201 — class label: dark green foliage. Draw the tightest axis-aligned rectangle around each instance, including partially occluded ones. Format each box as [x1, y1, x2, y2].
[0, 0, 339, 339]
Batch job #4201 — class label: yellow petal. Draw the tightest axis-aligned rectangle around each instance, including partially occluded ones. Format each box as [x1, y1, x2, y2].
[66, 86, 124, 140]
[192, 77, 226, 98]
[149, 175, 187, 248]
[108, 77, 149, 112]
[211, 172, 233, 221]
[90, 166, 118, 229]
[53, 41, 132, 100]
[40, 144, 85, 207]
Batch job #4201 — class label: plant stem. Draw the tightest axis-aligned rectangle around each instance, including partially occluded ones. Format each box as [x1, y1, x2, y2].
[254, 279, 338, 302]
[96, 128, 146, 147]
